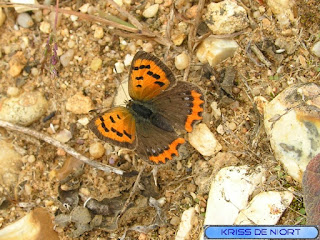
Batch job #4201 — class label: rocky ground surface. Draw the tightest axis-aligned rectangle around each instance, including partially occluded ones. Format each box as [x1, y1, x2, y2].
[0, 0, 319, 239]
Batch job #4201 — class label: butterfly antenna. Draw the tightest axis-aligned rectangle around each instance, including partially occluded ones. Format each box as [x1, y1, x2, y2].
[114, 66, 130, 103]
[120, 80, 129, 101]
[89, 107, 110, 113]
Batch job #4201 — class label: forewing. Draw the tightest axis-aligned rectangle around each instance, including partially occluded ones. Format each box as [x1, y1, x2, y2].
[151, 81, 205, 133]
[135, 120, 185, 164]
[88, 107, 136, 149]
[128, 51, 176, 101]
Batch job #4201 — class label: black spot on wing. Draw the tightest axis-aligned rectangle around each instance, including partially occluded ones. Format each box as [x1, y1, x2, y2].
[136, 84, 142, 88]
[136, 76, 144, 80]
[111, 127, 123, 137]
[155, 81, 165, 87]
[146, 71, 161, 81]
[110, 116, 115, 123]
[153, 74, 160, 79]
[99, 116, 109, 132]
[123, 130, 132, 139]
[139, 65, 151, 69]
[101, 122, 109, 132]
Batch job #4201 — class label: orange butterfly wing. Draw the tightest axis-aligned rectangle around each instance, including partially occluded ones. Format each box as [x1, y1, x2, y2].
[88, 107, 136, 149]
[128, 51, 176, 101]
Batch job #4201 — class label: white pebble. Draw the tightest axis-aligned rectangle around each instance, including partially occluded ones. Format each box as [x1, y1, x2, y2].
[142, 4, 159, 18]
[171, 33, 186, 46]
[216, 124, 224, 135]
[175, 52, 189, 70]
[66, 93, 94, 114]
[311, 41, 320, 58]
[0, 91, 48, 126]
[113, 0, 123, 6]
[0, 141, 22, 189]
[56, 47, 63, 56]
[123, 0, 132, 4]
[79, 3, 90, 13]
[39, 21, 51, 33]
[67, 40, 75, 48]
[16, 12, 34, 28]
[142, 42, 154, 52]
[20, 36, 29, 50]
[8, 51, 26, 77]
[7, 87, 20, 97]
[205, 166, 266, 225]
[54, 129, 72, 143]
[24, 183, 32, 195]
[188, 123, 222, 156]
[114, 62, 125, 73]
[124, 54, 134, 66]
[176, 208, 196, 240]
[31, 67, 39, 76]
[90, 58, 102, 71]
[210, 101, 221, 119]
[196, 37, 239, 67]
[77, 117, 89, 126]
[94, 26, 104, 39]
[234, 191, 293, 224]
[89, 142, 105, 159]
[227, 121, 237, 131]
[27, 155, 36, 163]
[157, 197, 166, 207]
[70, 15, 78, 22]
[60, 49, 75, 67]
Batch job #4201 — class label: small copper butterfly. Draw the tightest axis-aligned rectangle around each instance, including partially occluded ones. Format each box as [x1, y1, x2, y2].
[89, 51, 204, 164]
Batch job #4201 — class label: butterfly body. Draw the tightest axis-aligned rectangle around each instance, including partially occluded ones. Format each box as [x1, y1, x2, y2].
[128, 100, 174, 133]
[89, 51, 204, 164]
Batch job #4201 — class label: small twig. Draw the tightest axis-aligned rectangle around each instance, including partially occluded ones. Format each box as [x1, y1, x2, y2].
[106, 0, 172, 47]
[165, 5, 175, 44]
[166, 175, 194, 186]
[151, 166, 158, 187]
[106, 0, 143, 30]
[183, 0, 205, 81]
[188, 0, 206, 52]
[112, 29, 170, 46]
[207, 31, 246, 39]
[1, 2, 172, 46]
[0, 3, 139, 33]
[220, 110, 262, 161]
[0, 120, 124, 175]
[246, 41, 264, 67]
[118, 163, 146, 216]
[182, 53, 191, 82]
[250, 44, 272, 68]
[239, 75, 263, 149]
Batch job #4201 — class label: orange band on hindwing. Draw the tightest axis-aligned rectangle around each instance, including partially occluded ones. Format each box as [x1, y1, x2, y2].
[149, 138, 185, 164]
[185, 90, 204, 132]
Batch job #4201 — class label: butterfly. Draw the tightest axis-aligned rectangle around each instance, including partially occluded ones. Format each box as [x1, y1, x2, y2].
[89, 51, 204, 164]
